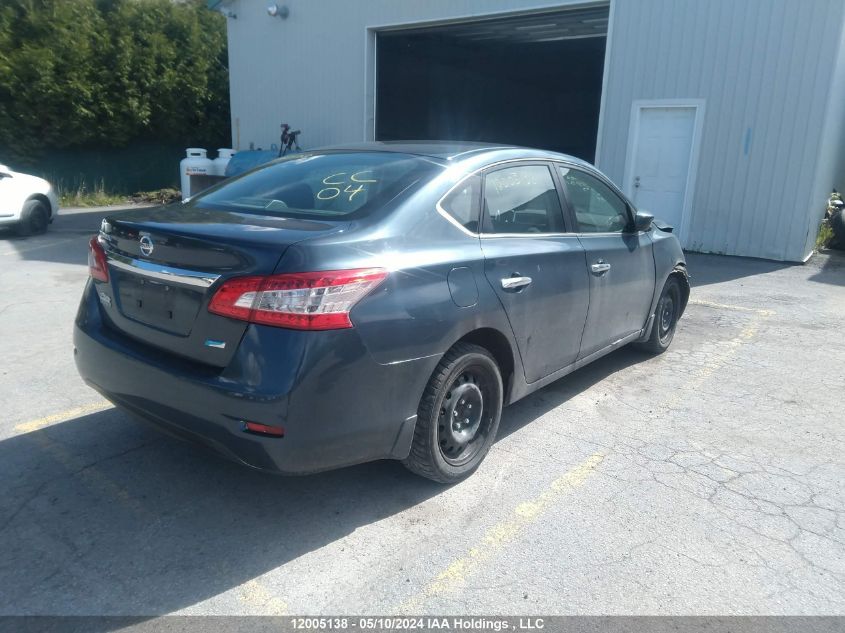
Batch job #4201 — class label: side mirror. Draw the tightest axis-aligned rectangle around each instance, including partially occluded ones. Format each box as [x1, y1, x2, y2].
[633, 211, 653, 232]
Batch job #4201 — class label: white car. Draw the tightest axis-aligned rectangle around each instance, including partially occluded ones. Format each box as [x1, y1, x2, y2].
[0, 164, 59, 235]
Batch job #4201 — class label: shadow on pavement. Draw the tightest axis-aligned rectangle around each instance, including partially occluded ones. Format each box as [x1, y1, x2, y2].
[497, 345, 648, 441]
[684, 252, 795, 288]
[0, 407, 439, 618]
[807, 249, 845, 287]
[0, 207, 142, 266]
[0, 345, 648, 619]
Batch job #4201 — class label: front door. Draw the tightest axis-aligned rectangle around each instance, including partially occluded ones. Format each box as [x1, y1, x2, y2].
[629, 106, 697, 238]
[557, 166, 655, 359]
[479, 163, 589, 384]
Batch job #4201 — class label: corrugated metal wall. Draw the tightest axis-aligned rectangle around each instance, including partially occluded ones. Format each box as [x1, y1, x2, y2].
[804, 7, 845, 259]
[223, 0, 591, 151]
[223, 0, 845, 261]
[597, 0, 845, 261]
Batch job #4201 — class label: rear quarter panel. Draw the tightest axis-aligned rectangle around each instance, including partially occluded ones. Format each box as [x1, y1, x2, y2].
[278, 230, 515, 367]
[273, 178, 523, 396]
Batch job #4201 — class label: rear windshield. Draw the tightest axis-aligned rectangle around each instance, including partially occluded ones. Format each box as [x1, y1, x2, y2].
[191, 151, 443, 220]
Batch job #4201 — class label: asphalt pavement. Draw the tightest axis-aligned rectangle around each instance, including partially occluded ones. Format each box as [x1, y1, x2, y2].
[0, 207, 843, 616]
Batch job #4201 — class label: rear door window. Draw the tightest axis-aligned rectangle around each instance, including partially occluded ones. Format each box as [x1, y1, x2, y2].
[193, 152, 443, 220]
[482, 165, 564, 234]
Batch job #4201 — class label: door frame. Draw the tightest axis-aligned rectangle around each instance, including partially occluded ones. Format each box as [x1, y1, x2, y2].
[622, 99, 705, 246]
[479, 160, 571, 235]
[364, 1, 613, 143]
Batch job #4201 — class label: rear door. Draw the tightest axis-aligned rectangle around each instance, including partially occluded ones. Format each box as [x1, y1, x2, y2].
[479, 162, 589, 384]
[556, 165, 655, 359]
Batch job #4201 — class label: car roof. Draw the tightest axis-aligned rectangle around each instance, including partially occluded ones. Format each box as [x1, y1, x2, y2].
[313, 140, 589, 165]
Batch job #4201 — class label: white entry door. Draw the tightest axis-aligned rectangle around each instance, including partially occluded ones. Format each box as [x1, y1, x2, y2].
[627, 105, 700, 242]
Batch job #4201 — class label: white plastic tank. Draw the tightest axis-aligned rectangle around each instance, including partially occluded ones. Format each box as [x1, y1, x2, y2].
[212, 148, 235, 176]
[180, 148, 214, 200]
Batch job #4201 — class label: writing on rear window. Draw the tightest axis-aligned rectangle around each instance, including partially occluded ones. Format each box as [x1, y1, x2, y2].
[317, 171, 378, 202]
[192, 152, 441, 220]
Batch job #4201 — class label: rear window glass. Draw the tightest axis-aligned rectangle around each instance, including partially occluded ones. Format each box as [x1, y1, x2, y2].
[191, 152, 442, 220]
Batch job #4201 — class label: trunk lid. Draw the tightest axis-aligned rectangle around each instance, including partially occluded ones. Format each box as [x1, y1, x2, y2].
[97, 205, 339, 367]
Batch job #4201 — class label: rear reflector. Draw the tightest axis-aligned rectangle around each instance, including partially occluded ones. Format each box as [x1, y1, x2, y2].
[88, 236, 109, 282]
[208, 268, 387, 330]
[243, 421, 285, 437]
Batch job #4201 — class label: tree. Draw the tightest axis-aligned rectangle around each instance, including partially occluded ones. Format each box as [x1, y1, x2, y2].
[0, 0, 230, 164]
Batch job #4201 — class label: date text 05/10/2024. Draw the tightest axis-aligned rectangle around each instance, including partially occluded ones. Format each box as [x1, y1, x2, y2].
[290, 617, 546, 631]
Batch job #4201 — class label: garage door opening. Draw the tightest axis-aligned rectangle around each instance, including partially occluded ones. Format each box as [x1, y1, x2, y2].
[376, 5, 609, 162]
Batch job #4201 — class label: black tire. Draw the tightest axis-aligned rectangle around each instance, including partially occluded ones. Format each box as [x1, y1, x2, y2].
[16, 199, 49, 236]
[403, 342, 503, 483]
[636, 276, 682, 354]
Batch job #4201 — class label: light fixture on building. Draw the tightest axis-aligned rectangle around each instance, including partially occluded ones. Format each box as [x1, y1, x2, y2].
[267, 2, 290, 19]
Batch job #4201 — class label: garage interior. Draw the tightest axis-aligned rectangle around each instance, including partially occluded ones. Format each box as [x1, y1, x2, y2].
[376, 5, 609, 162]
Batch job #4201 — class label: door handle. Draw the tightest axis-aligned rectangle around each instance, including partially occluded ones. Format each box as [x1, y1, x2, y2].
[501, 275, 532, 290]
[590, 261, 611, 274]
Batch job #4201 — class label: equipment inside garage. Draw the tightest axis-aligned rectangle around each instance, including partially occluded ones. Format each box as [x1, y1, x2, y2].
[376, 6, 609, 162]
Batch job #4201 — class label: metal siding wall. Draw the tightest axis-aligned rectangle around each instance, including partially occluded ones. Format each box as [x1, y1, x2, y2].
[598, 0, 845, 261]
[223, 0, 844, 261]
[223, 0, 599, 152]
[801, 12, 845, 258]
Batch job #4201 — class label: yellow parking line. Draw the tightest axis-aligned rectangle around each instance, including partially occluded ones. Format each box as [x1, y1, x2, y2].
[13, 401, 111, 435]
[398, 451, 605, 613]
[17, 405, 286, 604]
[688, 299, 774, 316]
[400, 298, 765, 612]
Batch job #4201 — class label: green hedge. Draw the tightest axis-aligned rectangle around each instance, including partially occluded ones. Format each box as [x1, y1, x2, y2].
[0, 0, 230, 182]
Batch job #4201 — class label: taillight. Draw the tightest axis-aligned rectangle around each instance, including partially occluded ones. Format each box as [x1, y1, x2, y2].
[243, 421, 285, 437]
[88, 236, 109, 282]
[208, 268, 387, 330]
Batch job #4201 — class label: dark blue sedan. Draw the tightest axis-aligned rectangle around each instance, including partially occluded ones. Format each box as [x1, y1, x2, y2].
[75, 142, 689, 482]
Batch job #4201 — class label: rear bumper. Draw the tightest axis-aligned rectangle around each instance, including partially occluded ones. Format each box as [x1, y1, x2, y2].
[73, 280, 436, 474]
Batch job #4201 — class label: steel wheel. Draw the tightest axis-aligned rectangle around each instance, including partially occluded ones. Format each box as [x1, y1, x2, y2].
[657, 284, 680, 345]
[404, 342, 503, 483]
[437, 367, 494, 466]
